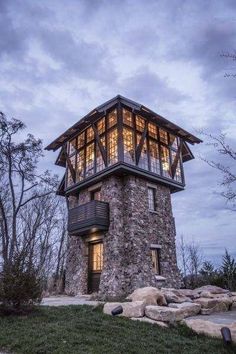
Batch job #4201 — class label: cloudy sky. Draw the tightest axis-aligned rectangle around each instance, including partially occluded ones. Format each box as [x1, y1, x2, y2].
[1, 0, 236, 265]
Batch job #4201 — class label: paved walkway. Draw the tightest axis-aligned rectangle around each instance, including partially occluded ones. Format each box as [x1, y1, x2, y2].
[188, 310, 236, 325]
[41, 295, 102, 307]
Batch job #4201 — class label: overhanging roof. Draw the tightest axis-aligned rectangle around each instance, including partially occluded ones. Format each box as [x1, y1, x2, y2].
[45, 95, 202, 151]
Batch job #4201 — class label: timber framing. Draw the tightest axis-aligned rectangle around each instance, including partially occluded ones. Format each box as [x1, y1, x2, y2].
[45, 95, 202, 151]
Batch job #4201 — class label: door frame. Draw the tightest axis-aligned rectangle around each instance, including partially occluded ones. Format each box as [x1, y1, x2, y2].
[88, 240, 103, 293]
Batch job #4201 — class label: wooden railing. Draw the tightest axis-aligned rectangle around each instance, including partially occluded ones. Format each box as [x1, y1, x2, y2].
[68, 200, 109, 234]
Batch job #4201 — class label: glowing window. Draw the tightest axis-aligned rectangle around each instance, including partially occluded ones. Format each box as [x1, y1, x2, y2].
[67, 155, 75, 186]
[171, 151, 182, 183]
[108, 109, 117, 128]
[123, 128, 135, 165]
[96, 136, 105, 172]
[76, 149, 85, 182]
[77, 132, 85, 149]
[169, 134, 178, 149]
[107, 128, 118, 166]
[136, 115, 145, 132]
[161, 145, 171, 178]
[159, 129, 168, 144]
[85, 143, 95, 177]
[97, 117, 105, 135]
[91, 243, 103, 271]
[87, 127, 94, 143]
[137, 134, 148, 170]
[69, 139, 76, 156]
[149, 140, 160, 174]
[148, 122, 158, 140]
[123, 109, 133, 127]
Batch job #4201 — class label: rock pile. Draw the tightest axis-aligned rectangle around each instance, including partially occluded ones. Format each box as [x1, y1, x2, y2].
[103, 285, 236, 340]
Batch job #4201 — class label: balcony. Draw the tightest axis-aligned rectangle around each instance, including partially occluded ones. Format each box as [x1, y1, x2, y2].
[68, 200, 109, 235]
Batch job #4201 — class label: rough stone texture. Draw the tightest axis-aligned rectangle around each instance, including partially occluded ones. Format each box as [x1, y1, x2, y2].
[232, 296, 236, 310]
[127, 287, 167, 306]
[65, 175, 181, 297]
[183, 318, 236, 343]
[131, 317, 168, 327]
[103, 301, 145, 318]
[194, 297, 232, 315]
[168, 302, 201, 317]
[145, 305, 184, 322]
[194, 285, 229, 295]
[161, 288, 192, 304]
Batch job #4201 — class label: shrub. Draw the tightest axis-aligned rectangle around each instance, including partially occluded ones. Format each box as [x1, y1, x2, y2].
[0, 254, 42, 315]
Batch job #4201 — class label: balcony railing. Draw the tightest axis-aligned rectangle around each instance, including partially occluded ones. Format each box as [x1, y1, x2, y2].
[68, 200, 109, 235]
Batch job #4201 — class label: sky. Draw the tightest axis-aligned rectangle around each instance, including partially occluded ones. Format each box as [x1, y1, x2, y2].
[0, 0, 236, 266]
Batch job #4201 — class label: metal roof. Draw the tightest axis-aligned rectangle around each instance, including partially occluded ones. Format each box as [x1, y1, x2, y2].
[45, 95, 202, 151]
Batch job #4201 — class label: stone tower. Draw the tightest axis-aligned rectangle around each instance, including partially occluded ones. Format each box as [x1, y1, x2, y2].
[46, 95, 201, 298]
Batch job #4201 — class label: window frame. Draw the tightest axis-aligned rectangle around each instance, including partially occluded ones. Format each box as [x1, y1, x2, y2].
[151, 248, 161, 275]
[147, 187, 156, 211]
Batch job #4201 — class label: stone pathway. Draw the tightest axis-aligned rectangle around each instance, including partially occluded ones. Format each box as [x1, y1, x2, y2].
[41, 295, 101, 307]
[187, 310, 236, 325]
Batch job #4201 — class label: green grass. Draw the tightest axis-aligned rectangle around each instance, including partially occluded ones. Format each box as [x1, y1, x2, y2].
[0, 305, 235, 354]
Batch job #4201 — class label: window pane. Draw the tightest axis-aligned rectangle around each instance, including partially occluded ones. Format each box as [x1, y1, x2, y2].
[149, 139, 160, 174]
[159, 129, 168, 144]
[161, 145, 171, 178]
[92, 243, 103, 271]
[96, 136, 105, 172]
[123, 128, 135, 165]
[86, 126, 94, 143]
[136, 115, 145, 132]
[97, 117, 105, 135]
[148, 187, 155, 211]
[77, 132, 85, 149]
[108, 109, 117, 128]
[148, 122, 158, 139]
[137, 134, 148, 170]
[76, 149, 85, 182]
[107, 128, 118, 166]
[123, 109, 133, 127]
[69, 139, 76, 155]
[171, 151, 182, 183]
[85, 143, 95, 177]
[67, 155, 75, 186]
[92, 189, 101, 201]
[169, 134, 178, 149]
[151, 249, 160, 274]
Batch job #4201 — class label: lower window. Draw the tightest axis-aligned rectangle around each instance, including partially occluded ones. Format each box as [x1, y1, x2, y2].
[151, 248, 161, 275]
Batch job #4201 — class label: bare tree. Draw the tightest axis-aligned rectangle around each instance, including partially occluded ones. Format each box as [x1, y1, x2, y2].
[199, 131, 236, 209]
[0, 112, 58, 270]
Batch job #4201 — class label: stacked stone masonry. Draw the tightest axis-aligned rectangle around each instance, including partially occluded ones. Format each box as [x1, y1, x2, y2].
[65, 174, 181, 298]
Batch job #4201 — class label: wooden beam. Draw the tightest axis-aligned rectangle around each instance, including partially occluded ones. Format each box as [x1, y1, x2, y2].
[135, 119, 148, 165]
[171, 140, 183, 178]
[91, 123, 107, 166]
[63, 145, 76, 183]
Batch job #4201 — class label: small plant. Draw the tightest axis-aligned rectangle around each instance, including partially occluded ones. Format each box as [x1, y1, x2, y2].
[0, 253, 42, 315]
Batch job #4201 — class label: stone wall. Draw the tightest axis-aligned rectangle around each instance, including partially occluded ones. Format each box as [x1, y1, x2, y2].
[65, 174, 181, 297]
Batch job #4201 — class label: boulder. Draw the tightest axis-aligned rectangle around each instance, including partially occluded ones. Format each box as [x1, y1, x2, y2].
[194, 285, 229, 295]
[168, 302, 201, 317]
[231, 296, 236, 310]
[127, 287, 167, 306]
[145, 305, 181, 322]
[176, 289, 199, 300]
[161, 288, 192, 304]
[131, 316, 168, 327]
[103, 301, 145, 318]
[194, 297, 232, 315]
[183, 318, 236, 343]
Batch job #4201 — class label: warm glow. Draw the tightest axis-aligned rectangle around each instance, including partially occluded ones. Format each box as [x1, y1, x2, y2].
[161, 145, 170, 177]
[91, 243, 103, 271]
[123, 128, 135, 164]
[107, 128, 118, 166]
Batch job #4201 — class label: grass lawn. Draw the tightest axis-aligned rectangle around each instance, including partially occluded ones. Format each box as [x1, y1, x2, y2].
[0, 305, 235, 354]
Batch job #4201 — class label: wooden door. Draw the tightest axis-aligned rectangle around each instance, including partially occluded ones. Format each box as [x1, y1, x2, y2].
[88, 241, 103, 293]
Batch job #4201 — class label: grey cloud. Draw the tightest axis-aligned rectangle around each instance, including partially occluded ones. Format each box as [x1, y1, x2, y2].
[119, 67, 188, 108]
